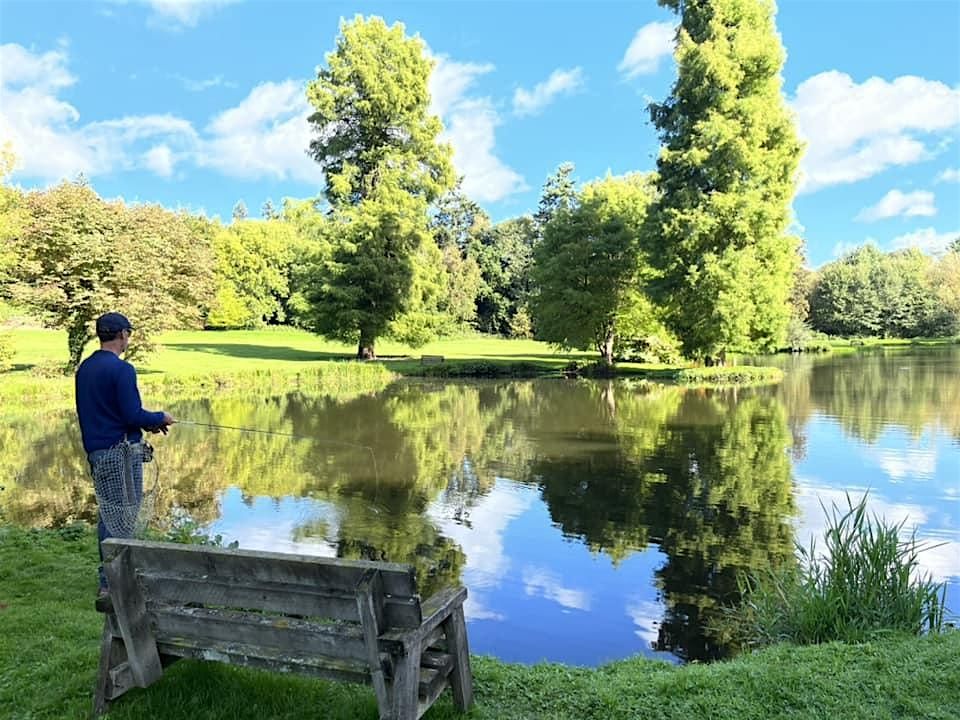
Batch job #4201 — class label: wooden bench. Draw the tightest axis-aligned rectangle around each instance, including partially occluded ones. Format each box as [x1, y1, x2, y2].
[94, 538, 473, 720]
[420, 355, 445, 365]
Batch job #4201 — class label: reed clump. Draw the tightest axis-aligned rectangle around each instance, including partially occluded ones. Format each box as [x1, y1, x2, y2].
[717, 493, 948, 649]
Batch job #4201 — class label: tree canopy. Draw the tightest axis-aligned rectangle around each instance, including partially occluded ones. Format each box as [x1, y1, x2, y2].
[648, 0, 803, 362]
[531, 173, 664, 364]
[302, 16, 456, 358]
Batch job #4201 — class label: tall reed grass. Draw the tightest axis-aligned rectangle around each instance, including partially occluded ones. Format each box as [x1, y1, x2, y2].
[717, 493, 948, 650]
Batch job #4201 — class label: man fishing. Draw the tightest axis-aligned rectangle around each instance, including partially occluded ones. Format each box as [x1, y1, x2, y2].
[75, 312, 175, 610]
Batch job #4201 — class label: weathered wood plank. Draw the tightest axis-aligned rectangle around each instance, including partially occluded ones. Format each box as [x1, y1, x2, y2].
[156, 638, 374, 686]
[151, 605, 390, 663]
[390, 643, 422, 720]
[420, 355, 445, 365]
[419, 649, 452, 673]
[420, 626, 445, 654]
[418, 648, 455, 702]
[93, 618, 129, 717]
[382, 586, 466, 646]
[140, 573, 422, 629]
[357, 569, 391, 718]
[103, 547, 163, 689]
[102, 539, 418, 598]
[443, 605, 474, 711]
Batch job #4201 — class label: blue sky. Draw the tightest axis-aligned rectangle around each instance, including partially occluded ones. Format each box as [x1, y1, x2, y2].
[1, 0, 958, 266]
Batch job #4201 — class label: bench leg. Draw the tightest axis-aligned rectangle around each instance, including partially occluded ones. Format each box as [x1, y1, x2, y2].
[390, 643, 422, 720]
[442, 606, 473, 711]
[92, 616, 129, 717]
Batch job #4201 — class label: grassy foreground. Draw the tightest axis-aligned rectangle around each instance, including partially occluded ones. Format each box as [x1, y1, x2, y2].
[1, 525, 957, 720]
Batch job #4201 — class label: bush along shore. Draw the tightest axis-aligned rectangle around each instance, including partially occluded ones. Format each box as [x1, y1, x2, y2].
[1, 523, 958, 720]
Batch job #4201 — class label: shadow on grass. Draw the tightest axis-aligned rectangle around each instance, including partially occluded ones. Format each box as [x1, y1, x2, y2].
[163, 343, 352, 362]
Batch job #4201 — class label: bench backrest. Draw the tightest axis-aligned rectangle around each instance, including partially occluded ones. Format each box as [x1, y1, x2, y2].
[101, 538, 424, 629]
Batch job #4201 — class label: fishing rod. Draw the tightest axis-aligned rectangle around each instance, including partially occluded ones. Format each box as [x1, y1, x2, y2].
[176, 420, 381, 484]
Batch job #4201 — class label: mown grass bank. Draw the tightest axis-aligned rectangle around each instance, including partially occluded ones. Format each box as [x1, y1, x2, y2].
[0, 328, 787, 410]
[1, 524, 957, 720]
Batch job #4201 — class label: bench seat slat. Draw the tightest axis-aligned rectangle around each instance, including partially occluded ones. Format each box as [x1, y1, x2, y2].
[155, 639, 374, 686]
[151, 605, 406, 664]
[141, 573, 422, 628]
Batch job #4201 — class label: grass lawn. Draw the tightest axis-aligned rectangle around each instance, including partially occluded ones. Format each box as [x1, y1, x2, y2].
[6, 326, 599, 375]
[1, 327, 694, 410]
[1, 524, 957, 720]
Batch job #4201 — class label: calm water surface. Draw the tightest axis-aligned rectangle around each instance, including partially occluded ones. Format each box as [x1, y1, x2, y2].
[4, 347, 958, 664]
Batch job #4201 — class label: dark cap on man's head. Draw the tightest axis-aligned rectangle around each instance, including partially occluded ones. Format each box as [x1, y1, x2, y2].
[96, 312, 134, 337]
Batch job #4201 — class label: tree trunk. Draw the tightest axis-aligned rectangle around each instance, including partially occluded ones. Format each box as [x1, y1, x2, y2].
[601, 381, 616, 418]
[357, 328, 376, 360]
[68, 317, 91, 370]
[598, 333, 615, 366]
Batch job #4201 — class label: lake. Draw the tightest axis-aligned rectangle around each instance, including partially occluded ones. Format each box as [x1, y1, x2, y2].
[2, 346, 958, 665]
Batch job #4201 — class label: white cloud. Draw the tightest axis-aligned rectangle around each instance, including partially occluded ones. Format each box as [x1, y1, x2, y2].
[0, 44, 323, 185]
[175, 74, 236, 92]
[625, 599, 663, 645]
[937, 168, 960, 183]
[792, 72, 960, 194]
[857, 189, 936, 222]
[427, 479, 536, 622]
[2, 42, 523, 198]
[513, 67, 584, 117]
[143, 144, 175, 177]
[871, 447, 938, 481]
[429, 57, 494, 119]
[198, 79, 323, 184]
[890, 227, 959, 255]
[522, 566, 591, 611]
[0, 43, 198, 181]
[106, 0, 238, 29]
[429, 54, 527, 202]
[0, 43, 74, 90]
[618, 21, 675, 78]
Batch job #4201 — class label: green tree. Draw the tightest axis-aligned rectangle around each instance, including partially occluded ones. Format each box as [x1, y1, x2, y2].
[884, 249, 939, 337]
[430, 186, 485, 330]
[928, 250, 960, 336]
[431, 185, 486, 253]
[809, 245, 885, 337]
[232, 200, 248, 222]
[0, 143, 23, 369]
[808, 245, 946, 339]
[206, 219, 306, 329]
[648, 0, 803, 362]
[112, 204, 216, 360]
[0, 143, 22, 284]
[531, 174, 662, 365]
[8, 181, 117, 367]
[534, 162, 578, 238]
[8, 181, 214, 367]
[304, 16, 455, 358]
[474, 217, 537, 336]
[261, 199, 278, 220]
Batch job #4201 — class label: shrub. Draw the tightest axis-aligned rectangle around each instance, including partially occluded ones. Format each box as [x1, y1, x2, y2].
[717, 493, 947, 650]
[675, 365, 783, 386]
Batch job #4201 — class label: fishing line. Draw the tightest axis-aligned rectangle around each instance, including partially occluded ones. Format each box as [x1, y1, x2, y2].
[176, 420, 381, 484]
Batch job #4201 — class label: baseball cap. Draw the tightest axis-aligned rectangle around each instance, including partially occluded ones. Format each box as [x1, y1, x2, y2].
[96, 312, 134, 335]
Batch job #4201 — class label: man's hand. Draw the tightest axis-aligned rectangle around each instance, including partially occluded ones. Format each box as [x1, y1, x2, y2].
[148, 412, 176, 435]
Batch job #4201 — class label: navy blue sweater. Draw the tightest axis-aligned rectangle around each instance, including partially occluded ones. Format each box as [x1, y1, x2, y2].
[75, 350, 165, 454]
